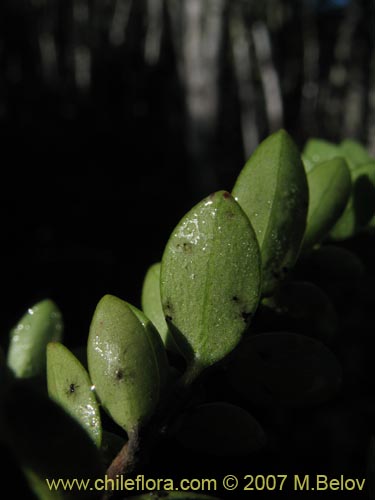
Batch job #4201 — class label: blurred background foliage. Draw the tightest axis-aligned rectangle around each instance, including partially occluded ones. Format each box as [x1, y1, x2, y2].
[0, 0, 374, 349]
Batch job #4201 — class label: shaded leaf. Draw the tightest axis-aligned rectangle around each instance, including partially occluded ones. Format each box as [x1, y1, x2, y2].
[0, 380, 103, 498]
[302, 138, 340, 172]
[7, 299, 63, 378]
[87, 294, 167, 433]
[232, 129, 308, 296]
[175, 402, 266, 457]
[100, 430, 126, 469]
[141, 262, 180, 354]
[367, 436, 375, 500]
[228, 332, 342, 408]
[127, 303, 170, 393]
[339, 139, 372, 169]
[262, 281, 338, 342]
[329, 161, 375, 240]
[303, 157, 351, 252]
[160, 190, 261, 378]
[47, 342, 102, 447]
[23, 468, 66, 500]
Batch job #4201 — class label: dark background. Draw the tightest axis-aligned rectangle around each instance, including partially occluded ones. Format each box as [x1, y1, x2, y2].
[0, 0, 373, 359]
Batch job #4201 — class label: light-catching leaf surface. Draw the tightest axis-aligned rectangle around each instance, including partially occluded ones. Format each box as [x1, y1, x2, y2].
[303, 157, 351, 251]
[302, 138, 340, 172]
[47, 342, 102, 447]
[141, 262, 180, 353]
[175, 402, 266, 456]
[329, 161, 375, 240]
[262, 281, 338, 342]
[7, 299, 63, 378]
[160, 190, 261, 376]
[232, 129, 308, 296]
[87, 294, 167, 433]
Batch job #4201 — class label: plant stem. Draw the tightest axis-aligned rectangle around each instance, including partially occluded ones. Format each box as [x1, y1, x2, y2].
[103, 365, 201, 498]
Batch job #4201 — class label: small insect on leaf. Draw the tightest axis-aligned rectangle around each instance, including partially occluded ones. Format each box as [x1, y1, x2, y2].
[174, 402, 266, 457]
[160, 190, 261, 380]
[87, 294, 168, 433]
[47, 342, 102, 448]
[232, 129, 308, 296]
[302, 157, 352, 252]
[7, 299, 63, 379]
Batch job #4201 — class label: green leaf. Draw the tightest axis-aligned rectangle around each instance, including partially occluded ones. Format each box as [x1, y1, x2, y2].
[160, 190, 261, 378]
[174, 402, 266, 457]
[228, 332, 342, 408]
[301, 244, 364, 282]
[302, 157, 351, 252]
[302, 138, 340, 172]
[126, 303, 169, 393]
[47, 342, 102, 447]
[329, 161, 375, 240]
[262, 281, 338, 342]
[141, 262, 180, 354]
[22, 468, 66, 500]
[232, 129, 308, 296]
[100, 430, 126, 469]
[7, 299, 63, 378]
[0, 380, 103, 498]
[87, 294, 167, 433]
[339, 139, 372, 169]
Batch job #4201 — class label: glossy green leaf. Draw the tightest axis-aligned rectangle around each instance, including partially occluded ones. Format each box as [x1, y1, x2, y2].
[302, 138, 340, 172]
[262, 281, 338, 342]
[128, 493, 221, 500]
[339, 139, 372, 169]
[175, 402, 266, 457]
[87, 294, 167, 433]
[141, 262, 180, 354]
[329, 161, 375, 240]
[228, 332, 342, 408]
[303, 157, 351, 251]
[126, 303, 169, 392]
[232, 129, 308, 296]
[7, 299, 63, 378]
[160, 190, 261, 377]
[0, 380, 103, 497]
[47, 342, 102, 447]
